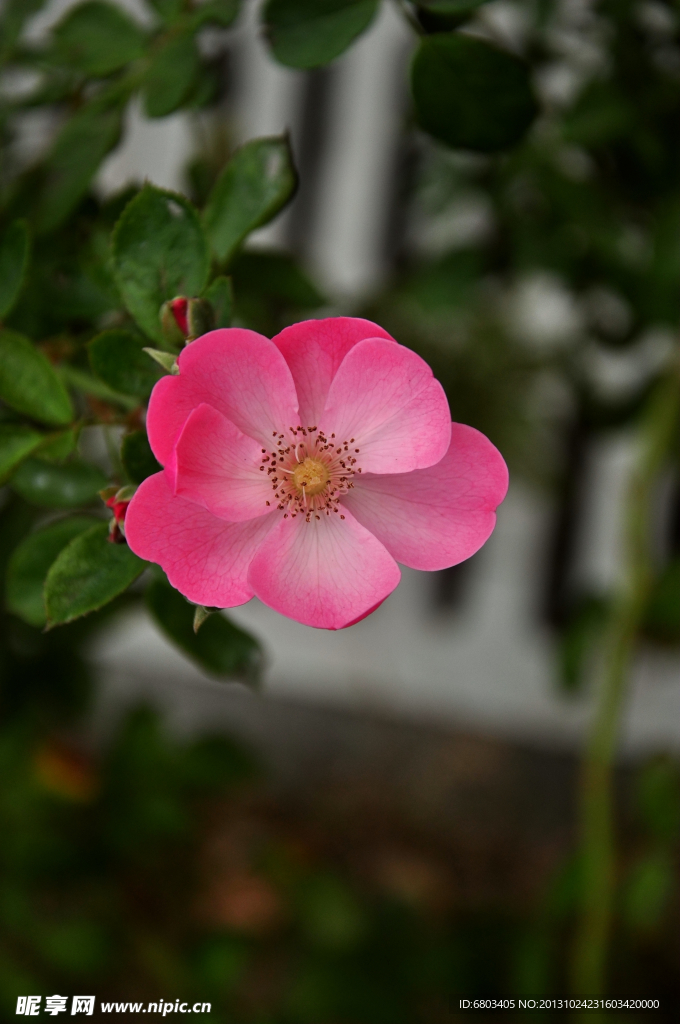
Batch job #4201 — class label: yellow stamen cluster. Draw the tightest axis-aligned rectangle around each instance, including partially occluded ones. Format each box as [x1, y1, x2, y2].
[292, 457, 329, 496]
[258, 425, 362, 523]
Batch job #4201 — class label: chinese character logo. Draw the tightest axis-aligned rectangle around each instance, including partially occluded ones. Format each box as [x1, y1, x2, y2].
[71, 997, 95, 1016]
[16, 996, 41, 1016]
[45, 996, 68, 1016]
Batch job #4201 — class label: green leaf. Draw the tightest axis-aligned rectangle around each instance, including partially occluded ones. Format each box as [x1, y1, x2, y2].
[0, 424, 45, 484]
[263, 0, 378, 69]
[112, 185, 210, 342]
[45, 521, 146, 626]
[146, 578, 262, 682]
[0, 0, 49, 55]
[88, 329, 162, 399]
[0, 329, 74, 426]
[37, 428, 79, 463]
[204, 275, 233, 328]
[143, 32, 199, 118]
[57, 363, 138, 411]
[10, 458, 107, 508]
[190, 0, 242, 29]
[203, 136, 297, 264]
[52, 1, 146, 77]
[121, 430, 161, 484]
[411, 33, 538, 152]
[5, 516, 95, 627]
[37, 101, 123, 232]
[183, 58, 222, 111]
[0, 220, 30, 319]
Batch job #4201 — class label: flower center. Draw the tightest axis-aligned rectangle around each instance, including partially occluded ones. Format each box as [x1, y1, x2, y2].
[259, 426, 363, 522]
[292, 457, 329, 496]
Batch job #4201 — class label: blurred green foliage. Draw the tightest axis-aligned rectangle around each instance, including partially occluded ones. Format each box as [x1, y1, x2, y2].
[263, 0, 380, 69]
[202, 136, 298, 264]
[0, 0, 305, 669]
[366, 0, 680, 682]
[0, 693, 675, 1018]
[412, 34, 537, 152]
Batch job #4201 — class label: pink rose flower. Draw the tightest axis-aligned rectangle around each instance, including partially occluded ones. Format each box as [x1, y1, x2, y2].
[125, 318, 508, 629]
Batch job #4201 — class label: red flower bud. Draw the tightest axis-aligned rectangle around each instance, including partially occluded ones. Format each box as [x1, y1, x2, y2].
[102, 486, 136, 543]
[170, 296, 189, 336]
[105, 494, 130, 524]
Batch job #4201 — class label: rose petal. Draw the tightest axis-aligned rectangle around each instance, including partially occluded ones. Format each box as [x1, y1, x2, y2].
[247, 506, 400, 629]
[174, 403, 272, 522]
[146, 328, 298, 468]
[342, 423, 508, 570]
[272, 317, 395, 427]
[125, 471, 277, 607]
[319, 339, 451, 474]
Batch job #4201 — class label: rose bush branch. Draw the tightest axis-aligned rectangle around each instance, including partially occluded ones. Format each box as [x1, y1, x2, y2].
[571, 365, 680, 997]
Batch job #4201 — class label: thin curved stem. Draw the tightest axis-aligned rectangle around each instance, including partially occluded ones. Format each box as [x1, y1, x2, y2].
[571, 366, 679, 998]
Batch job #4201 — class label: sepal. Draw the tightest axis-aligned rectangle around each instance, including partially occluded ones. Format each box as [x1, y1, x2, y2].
[193, 604, 215, 633]
[186, 297, 215, 341]
[143, 348, 179, 374]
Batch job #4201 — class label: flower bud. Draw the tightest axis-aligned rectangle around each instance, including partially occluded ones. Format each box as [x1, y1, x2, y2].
[101, 485, 136, 543]
[160, 298, 188, 348]
[170, 296, 189, 334]
[160, 296, 216, 346]
[186, 297, 215, 342]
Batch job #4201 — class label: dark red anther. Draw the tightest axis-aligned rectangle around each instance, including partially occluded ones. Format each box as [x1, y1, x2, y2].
[169, 296, 189, 336]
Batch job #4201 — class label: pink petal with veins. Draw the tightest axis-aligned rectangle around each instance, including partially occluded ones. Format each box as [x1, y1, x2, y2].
[342, 423, 508, 570]
[272, 316, 395, 427]
[319, 339, 451, 474]
[125, 471, 276, 607]
[174, 403, 272, 522]
[248, 506, 400, 629]
[146, 328, 298, 470]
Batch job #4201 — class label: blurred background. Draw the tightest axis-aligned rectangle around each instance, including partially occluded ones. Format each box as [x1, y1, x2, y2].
[0, 0, 679, 1019]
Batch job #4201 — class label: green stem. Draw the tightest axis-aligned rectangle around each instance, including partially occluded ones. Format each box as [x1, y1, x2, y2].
[571, 366, 679, 998]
